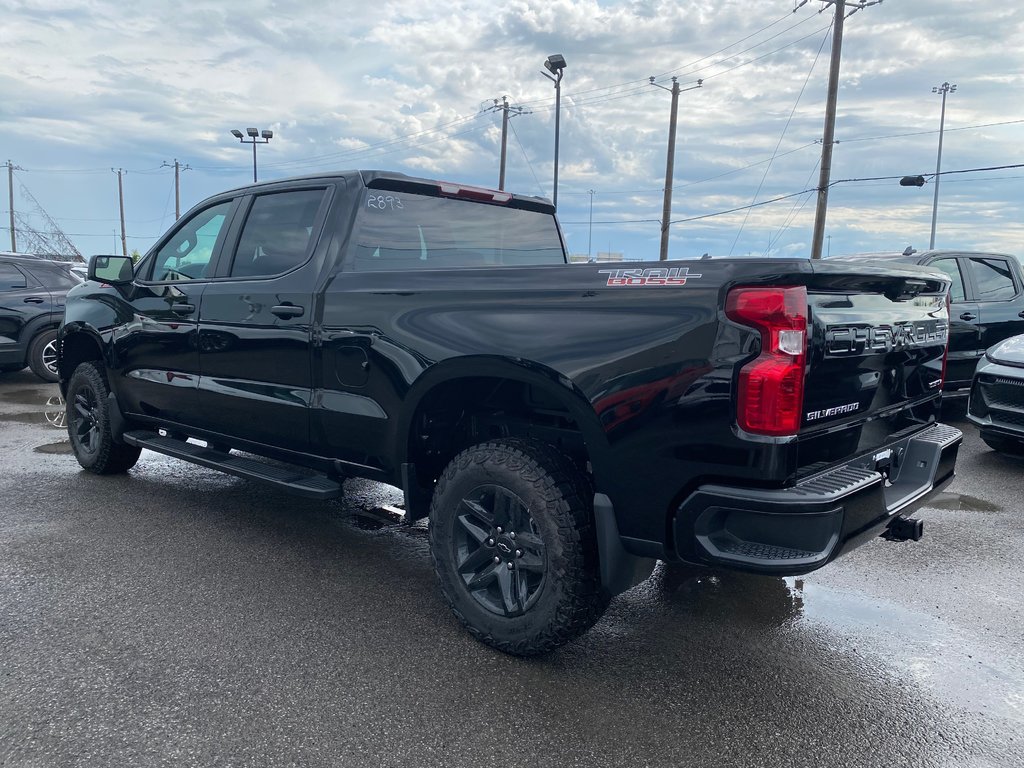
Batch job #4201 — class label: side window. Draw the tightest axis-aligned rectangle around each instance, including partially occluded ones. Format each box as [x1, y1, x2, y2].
[930, 259, 966, 302]
[150, 201, 233, 282]
[229, 189, 325, 278]
[24, 266, 77, 290]
[0, 263, 28, 291]
[968, 257, 1017, 302]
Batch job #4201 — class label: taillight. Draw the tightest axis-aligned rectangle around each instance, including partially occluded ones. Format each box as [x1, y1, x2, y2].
[726, 286, 808, 436]
[940, 293, 950, 387]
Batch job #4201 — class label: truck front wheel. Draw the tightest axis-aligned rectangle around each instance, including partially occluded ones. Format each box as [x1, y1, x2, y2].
[428, 439, 607, 656]
[66, 362, 141, 474]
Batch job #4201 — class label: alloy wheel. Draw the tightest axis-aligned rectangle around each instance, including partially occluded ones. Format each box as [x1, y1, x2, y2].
[452, 484, 547, 617]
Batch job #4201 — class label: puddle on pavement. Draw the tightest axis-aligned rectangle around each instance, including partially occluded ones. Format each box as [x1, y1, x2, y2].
[792, 579, 1023, 722]
[0, 394, 67, 429]
[34, 441, 72, 454]
[926, 491, 1002, 513]
[0, 411, 47, 425]
[645, 565, 805, 627]
[638, 565, 1022, 721]
[0, 388, 57, 406]
[345, 505, 427, 537]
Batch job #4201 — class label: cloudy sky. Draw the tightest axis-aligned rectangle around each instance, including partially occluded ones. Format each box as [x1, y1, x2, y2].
[1, 0, 1022, 261]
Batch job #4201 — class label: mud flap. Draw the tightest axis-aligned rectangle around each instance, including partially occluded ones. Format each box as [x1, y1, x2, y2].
[594, 493, 656, 596]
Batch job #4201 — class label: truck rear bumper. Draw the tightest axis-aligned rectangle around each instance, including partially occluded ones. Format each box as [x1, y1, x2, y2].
[672, 423, 962, 575]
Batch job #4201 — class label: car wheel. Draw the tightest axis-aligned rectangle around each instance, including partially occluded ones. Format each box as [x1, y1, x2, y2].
[27, 329, 60, 383]
[66, 361, 142, 474]
[429, 438, 607, 656]
[981, 434, 1024, 457]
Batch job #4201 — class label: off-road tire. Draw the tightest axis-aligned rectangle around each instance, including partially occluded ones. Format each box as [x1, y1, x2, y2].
[27, 329, 60, 383]
[982, 433, 1024, 457]
[429, 438, 608, 656]
[66, 362, 141, 474]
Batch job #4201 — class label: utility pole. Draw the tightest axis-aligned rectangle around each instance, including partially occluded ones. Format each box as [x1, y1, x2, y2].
[588, 189, 595, 261]
[489, 97, 528, 191]
[649, 77, 702, 260]
[930, 82, 957, 249]
[112, 168, 127, 257]
[162, 159, 192, 220]
[4, 160, 18, 252]
[809, 0, 881, 260]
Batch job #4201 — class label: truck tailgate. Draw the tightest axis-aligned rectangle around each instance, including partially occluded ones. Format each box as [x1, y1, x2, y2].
[797, 263, 949, 472]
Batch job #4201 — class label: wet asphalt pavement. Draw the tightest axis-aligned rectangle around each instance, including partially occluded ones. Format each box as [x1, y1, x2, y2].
[0, 369, 1021, 767]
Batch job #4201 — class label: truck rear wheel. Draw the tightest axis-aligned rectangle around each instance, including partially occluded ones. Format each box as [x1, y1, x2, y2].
[66, 362, 142, 474]
[428, 438, 607, 656]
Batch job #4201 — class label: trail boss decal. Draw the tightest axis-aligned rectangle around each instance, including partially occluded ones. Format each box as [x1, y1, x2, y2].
[598, 267, 702, 286]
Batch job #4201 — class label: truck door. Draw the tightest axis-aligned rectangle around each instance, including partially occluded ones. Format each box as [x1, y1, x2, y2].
[965, 255, 1024, 359]
[113, 200, 237, 426]
[927, 256, 980, 389]
[0, 262, 48, 368]
[196, 186, 331, 452]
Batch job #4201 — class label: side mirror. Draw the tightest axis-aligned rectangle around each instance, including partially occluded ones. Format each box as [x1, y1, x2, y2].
[88, 254, 134, 284]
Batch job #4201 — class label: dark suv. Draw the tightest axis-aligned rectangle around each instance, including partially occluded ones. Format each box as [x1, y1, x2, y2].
[829, 250, 1024, 392]
[0, 253, 82, 382]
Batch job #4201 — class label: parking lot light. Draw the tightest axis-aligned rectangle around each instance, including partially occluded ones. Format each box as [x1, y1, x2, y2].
[230, 126, 274, 183]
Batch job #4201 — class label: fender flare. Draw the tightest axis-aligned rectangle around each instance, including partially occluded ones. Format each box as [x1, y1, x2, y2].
[393, 354, 611, 475]
[56, 322, 110, 392]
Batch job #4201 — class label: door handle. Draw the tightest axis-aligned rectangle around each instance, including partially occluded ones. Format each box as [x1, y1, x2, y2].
[271, 304, 304, 319]
[1018, 310, 1024, 319]
[171, 304, 196, 315]
[959, 312, 977, 321]
[23, 296, 45, 304]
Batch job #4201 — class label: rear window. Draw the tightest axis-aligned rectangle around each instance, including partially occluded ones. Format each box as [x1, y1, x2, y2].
[350, 192, 564, 271]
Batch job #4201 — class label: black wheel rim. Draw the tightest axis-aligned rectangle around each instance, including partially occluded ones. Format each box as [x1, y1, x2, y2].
[453, 484, 546, 618]
[70, 384, 100, 456]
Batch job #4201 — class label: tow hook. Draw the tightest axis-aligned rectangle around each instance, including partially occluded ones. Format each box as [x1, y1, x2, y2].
[885, 515, 924, 542]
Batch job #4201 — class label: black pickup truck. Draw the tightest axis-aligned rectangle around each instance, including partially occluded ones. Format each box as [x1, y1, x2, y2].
[58, 171, 962, 655]
[829, 250, 1024, 392]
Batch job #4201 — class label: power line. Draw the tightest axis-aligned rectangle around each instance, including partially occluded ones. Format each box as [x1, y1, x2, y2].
[651, 11, 806, 80]
[838, 118, 1024, 144]
[508, 117, 545, 198]
[729, 22, 832, 255]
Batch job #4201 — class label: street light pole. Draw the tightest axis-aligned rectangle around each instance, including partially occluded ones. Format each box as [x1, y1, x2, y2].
[230, 127, 274, 183]
[930, 82, 957, 249]
[541, 54, 567, 209]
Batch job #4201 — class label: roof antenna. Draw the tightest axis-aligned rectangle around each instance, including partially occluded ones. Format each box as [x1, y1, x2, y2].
[902, 246, 917, 256]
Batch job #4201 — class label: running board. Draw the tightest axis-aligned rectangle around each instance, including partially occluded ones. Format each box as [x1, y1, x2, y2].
[122, 430, 343, 500]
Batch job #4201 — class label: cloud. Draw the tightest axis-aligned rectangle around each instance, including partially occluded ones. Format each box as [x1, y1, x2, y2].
[0, 0, 1022, 258]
